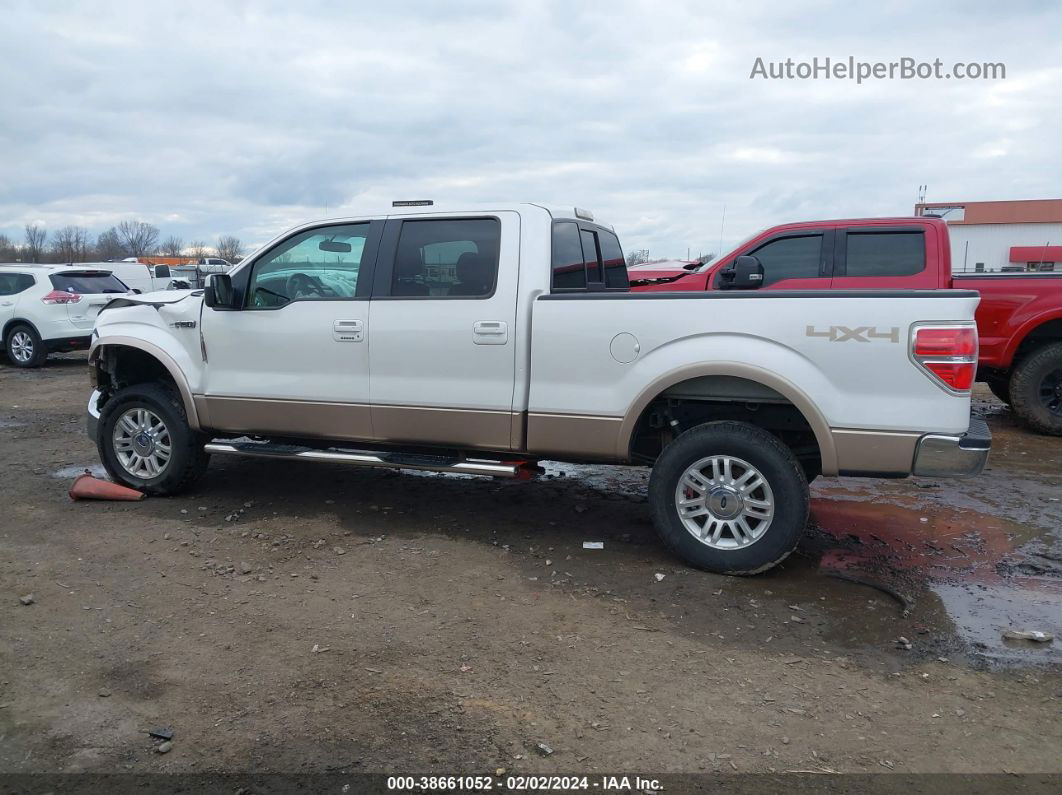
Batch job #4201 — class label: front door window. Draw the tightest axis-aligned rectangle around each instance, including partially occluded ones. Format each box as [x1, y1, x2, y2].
[248, 224, 369, 307]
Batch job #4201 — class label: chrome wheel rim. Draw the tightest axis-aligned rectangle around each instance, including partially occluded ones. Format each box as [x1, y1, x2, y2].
[674, 455, 775, 550]
[112, 407, 172, 479]
[10, 331, 33, 363]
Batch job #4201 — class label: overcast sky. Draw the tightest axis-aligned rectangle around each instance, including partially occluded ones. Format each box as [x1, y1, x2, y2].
[2, 0, 1060, 259]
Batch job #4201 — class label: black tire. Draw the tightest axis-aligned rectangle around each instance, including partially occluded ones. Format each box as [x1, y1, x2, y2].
[5, 323, 47, 368]
[648, 421, 809, 575]
[1009, 342, 1062, 436]
[986, 375, 1011, 405]
[97, 382, 210, 495]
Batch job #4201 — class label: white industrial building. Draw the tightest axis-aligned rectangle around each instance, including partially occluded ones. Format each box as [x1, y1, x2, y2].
[914, 199, 1062, 273]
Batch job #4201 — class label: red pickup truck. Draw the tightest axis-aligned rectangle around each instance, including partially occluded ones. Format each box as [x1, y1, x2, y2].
[630, 217, 1062, 435]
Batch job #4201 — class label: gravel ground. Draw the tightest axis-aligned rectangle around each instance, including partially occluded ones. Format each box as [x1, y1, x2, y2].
[1, 355, 1060, 778]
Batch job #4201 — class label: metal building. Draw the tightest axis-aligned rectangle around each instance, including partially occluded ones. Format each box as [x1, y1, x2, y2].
[914, 199, 1062, 273]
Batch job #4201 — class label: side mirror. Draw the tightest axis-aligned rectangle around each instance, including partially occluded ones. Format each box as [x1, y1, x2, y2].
[131, 288, 143, 294]
[720, 255, 764, 290]
[203, 273, 236, 308]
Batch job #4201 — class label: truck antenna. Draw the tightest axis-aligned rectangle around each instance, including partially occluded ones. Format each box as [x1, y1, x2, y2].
[718, 204, 726, 257]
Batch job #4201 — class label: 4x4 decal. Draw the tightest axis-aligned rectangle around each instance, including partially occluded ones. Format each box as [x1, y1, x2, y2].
[806, 325, 900, 343]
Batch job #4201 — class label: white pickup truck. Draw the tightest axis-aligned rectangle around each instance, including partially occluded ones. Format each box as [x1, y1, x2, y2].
[86, 203, 990, 574]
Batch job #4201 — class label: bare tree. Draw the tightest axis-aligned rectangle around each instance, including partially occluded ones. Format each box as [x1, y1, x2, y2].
[0, 233, 17, 261]
[116, 220, 160, 257]
[188, 240, 208, 260]
[96, 227, 125, 260]
[51, 225, 91, 263]
[24, 225, 48, 263]
[160, 235, 184, 257]
[215, 235, 243, 263]
[625, 248, 649, 267]
[696, 253, 715, 264]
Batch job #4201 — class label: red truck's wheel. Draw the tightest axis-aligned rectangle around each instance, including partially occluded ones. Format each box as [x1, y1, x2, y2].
[1009, 342, 1062, 436]
[649, 421, 809, 575]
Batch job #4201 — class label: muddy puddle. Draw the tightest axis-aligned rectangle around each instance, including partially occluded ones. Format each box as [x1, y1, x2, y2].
[544, 449, 1061, 668]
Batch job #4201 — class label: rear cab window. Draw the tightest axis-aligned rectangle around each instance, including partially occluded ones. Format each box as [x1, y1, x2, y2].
[49, 271, 129, 294]
[551, 221, 629, 292]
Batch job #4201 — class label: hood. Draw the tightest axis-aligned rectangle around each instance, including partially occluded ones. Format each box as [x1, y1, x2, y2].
[100, 289, 202, 312]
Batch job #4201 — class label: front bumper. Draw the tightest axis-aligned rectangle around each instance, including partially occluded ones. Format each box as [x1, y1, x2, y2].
[86, 389, 101, 443]
[912, 416, 991, 477]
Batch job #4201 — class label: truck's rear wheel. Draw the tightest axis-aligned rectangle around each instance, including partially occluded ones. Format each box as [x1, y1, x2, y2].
[1009, 342, 1062, 436]
[649, 421, 809, 575]
[97, 383, 210, 495]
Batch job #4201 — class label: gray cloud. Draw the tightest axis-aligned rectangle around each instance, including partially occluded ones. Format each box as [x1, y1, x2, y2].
[1, 0, 1059, 258]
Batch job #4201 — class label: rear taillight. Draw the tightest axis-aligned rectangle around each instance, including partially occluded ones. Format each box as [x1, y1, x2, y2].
[41, 290, 82, 304]
[912, 325, 977, 392]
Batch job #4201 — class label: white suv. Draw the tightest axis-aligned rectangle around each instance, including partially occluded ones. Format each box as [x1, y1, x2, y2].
[1, 264, 132, 367]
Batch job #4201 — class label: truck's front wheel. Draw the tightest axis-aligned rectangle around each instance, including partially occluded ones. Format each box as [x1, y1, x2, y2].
[1009, 342, 1062, 436]
[649, 421, 809, 575]
[97, 383, 210, 495]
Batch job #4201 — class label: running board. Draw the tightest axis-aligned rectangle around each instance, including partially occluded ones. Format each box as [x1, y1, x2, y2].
[204, 441, 523, 478]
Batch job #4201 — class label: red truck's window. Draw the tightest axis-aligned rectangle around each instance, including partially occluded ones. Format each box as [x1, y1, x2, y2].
[844, 231, 924, 277]
[552, 222, 587, 289]
[750, 234, 822, 286]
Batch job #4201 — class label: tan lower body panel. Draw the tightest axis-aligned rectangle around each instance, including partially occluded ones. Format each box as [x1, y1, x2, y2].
[371, 405, 513, 451]
[831, 428, 921, 475]
[196, 396, 373, 442]
[525, 412, 624, 461]
[198, 397, 515, 451]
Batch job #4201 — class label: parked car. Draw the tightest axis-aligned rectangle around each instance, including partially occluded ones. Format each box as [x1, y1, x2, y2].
[1, 264, 132, 367]
[86, 203, 989, 574]
[631, 216, 1062, 435]
[84, 261, 176, 293]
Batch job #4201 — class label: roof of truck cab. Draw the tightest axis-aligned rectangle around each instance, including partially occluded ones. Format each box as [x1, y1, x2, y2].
[769, 216, 945, 229]
[283, 203, 610, 229]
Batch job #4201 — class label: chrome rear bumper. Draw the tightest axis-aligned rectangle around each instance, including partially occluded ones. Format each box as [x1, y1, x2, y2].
[912, 415, 991, 477]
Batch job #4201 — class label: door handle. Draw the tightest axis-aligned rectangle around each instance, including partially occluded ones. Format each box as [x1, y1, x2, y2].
[332, 319, 364, 342]
[473, 320, 508, 345]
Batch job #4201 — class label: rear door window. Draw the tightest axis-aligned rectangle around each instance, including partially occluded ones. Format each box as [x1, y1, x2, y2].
[390, 218, 500, 298]
[843, 230, 925, 277]
[49, 272, 128, 294]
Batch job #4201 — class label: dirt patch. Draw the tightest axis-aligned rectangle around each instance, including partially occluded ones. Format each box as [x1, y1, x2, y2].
[1, 360, 1061, 775]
